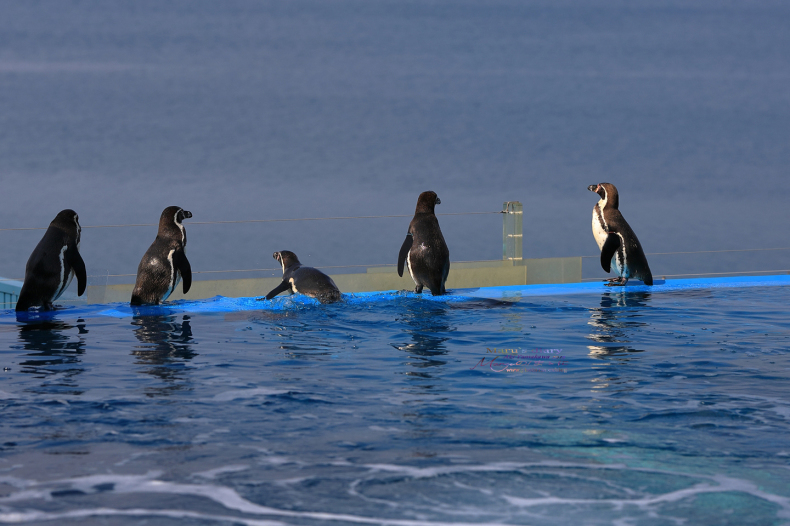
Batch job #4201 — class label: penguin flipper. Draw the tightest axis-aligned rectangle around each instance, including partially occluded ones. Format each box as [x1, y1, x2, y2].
[174, 250, 192, 294]
[67, 245, 87, 296]
[600, 234, 621, 273]
[397, 234, 413, 277]
[265, 280, 291, 300]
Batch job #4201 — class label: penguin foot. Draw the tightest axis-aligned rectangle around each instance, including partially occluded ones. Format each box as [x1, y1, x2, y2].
[604, 277, 628, 287]
[414, 285, 424, 294]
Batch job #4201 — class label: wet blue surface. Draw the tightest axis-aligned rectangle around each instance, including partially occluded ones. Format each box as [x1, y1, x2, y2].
[1, 280, 790, 525]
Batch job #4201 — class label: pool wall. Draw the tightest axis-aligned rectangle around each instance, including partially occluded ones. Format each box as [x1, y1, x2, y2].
[87, 256, 583, 304]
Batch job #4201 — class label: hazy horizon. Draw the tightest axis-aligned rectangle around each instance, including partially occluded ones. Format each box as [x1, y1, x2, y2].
[1, 0, 788, 286]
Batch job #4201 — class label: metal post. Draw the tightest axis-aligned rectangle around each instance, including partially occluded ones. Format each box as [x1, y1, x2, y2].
[502, 201, 523, 262]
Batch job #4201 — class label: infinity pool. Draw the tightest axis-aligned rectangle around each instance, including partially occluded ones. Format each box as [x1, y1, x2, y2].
[1, 277, 789, 525]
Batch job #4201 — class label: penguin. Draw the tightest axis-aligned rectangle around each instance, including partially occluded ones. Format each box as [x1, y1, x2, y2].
[588, 183, 653, 286]
[130, 206, 193, 305]
[397, 191, 450, 295]
[15, 209, 87, 311]
[262, 251, 341, 304]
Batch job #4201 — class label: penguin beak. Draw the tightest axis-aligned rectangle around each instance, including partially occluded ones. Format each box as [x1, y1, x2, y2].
[272, 252, 280, 261]
[587, 185, 598, 193]
[435, 197, 441, 205]
[183, 210, 193, 219]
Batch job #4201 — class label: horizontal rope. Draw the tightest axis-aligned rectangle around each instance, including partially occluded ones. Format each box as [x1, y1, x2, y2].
[657, 269, 790, 278]
[582, 269, 790, 281]
[0, 259, 511, 281]
[94, 260, 497, 279]
[0, 212, 502, 232]
[2, 251, 790, 282]
[580, 247, 790, 258]
[4, 267, 790, 284]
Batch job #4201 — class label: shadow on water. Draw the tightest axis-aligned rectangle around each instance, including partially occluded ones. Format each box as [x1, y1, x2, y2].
[389, 300, 458, 456]
[587, 291, 652, 356]
[251, 308, 338, 360]
[391, 300, 453, 382]
[587, 291, 653, 393]
[15, 317, 88, 394]
[130, 312, 196, 397]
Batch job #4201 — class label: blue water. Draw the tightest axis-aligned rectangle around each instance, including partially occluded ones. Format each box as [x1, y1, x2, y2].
[2, 280, 790, 525]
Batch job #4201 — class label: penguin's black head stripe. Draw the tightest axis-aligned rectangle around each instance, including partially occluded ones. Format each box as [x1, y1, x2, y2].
[274, 250, 300, 271]
[598, 183, 619, 210]
[158, 206, 191, 240]
[589, 183, 619, 210]
[415, 191, 440, 214]
[51, 209, 81, 239]
[174, 209, 192, 224]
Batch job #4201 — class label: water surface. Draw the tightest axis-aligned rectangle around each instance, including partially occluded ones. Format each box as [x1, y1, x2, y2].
[1, 284, 789, 524]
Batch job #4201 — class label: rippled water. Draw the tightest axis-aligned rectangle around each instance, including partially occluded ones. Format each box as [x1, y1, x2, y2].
[1, 283, 790, 525]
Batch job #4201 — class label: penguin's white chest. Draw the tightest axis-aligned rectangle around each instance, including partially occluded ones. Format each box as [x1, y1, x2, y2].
[406, 247, 420, 286]
[162, 249, 181, 301]
[591, 205, 608, 250]
[53, 245, 74, 302]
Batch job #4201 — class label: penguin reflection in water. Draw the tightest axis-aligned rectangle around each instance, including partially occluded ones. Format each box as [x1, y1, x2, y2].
[588, 183, 653, 286]
[398, 191, 450, 295]
[130, 206, 193, 306]
[16, 209, 87, 312]
[261, 251, 341, 304]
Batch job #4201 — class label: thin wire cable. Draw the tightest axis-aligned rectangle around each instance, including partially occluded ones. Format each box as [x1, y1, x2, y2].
[580, 247, 790, 258]
[657, 269, 790, 278]
[95, 259, 502, 279]
[4, 266, 790, 283]
[0, 211, 502, 232]
[0, 258, 523, 281]
[582, 269, 790, 281]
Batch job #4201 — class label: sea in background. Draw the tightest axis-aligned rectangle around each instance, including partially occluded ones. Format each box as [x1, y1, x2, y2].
[0, 0, 789, 283]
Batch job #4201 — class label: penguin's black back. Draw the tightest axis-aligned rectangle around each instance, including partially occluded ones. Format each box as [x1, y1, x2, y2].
[130, 207, 192, 305]
[405, 191, 450, 295]
[130, 237, 184, 305]
[601, 196, 653, 286]
[267, 251, 341, 304]
[16, 210, 85, 312]
[288, 266, 341, 304]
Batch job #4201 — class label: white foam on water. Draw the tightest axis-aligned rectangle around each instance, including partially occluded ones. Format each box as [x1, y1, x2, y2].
[1, 464, 789, 524]
[194, 465, 250, 480]
[113, 451, 155, 467]
[361, 461, 790, 518]
[368, 426, 404, 433]
[362, 461, 577, 479]
[501, 474, 790, 518]
[0, 472, 523, 526]
[172, 417, 212, 424]
[0, 508, 287, 526]
[211, 388, 290, 402]
[0, 476, 32, 490]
